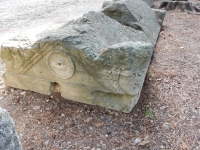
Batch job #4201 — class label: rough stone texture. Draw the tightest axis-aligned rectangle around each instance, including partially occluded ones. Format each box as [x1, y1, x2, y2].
[143, 0, 154, 7]
[0, 107, 22, 150]
[159, 0, 196, 12]
[194, 3, 200, 12]
[102, 0, 161, 45]
[152, 9, 166, 25]
[0, 0, 164, 112]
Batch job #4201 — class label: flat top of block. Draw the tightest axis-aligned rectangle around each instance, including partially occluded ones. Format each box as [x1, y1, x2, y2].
[0, 0, 106, 46]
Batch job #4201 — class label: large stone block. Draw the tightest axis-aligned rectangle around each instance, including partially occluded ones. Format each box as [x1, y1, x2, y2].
[0, 0, 163, 112]
[0, 107, 22, 150]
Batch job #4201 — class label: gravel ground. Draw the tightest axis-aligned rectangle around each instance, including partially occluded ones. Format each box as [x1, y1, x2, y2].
[0, 0, 200, 150]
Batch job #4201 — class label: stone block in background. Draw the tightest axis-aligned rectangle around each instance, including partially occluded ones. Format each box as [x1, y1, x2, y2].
[0, 0, 164, 113]
[102, 0, 161, 45]
[0, 107, 22, 150]
[159, 0, 196, 12]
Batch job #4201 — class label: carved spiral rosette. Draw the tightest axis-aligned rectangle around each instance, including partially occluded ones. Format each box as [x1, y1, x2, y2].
[47, 49, 75, 79]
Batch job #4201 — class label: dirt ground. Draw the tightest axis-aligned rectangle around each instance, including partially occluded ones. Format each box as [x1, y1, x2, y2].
[0, 0, 200, 150]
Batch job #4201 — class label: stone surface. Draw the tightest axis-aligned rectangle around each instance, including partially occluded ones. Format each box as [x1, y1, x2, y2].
[102, 0, 161, 45]
[143, 0, 154, 7]
[152, 9, 166, 25]
[0, 0, 164, 112]
[159, 0, 195, 12]
[0, 107, 22, 150]
[0, 0, 107, 46]
[194, 3, 200, 12]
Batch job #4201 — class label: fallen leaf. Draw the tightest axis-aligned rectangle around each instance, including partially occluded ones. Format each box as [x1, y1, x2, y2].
[180, 141, 188, 150]
[95, 122, 104, 127]
[84, 117, 92, 123]
[172, 123, 176, 127]
[15, 99, 20, 103]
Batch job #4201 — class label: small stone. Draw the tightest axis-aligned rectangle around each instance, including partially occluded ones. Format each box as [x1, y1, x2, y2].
[134, 138, 141, 145]
[43, 140, 49, 146]
[61, 113, 65, 117]
[11, 88, 14, 93]
[84, 117, 93, 123]
[134, 113, 138, 117]
[67, 141, 71, 144]
[115, 112, 118, 116]
[20, 91, 26, 95]
[160, 145, 164, 149]
[109, 111, 115, 116]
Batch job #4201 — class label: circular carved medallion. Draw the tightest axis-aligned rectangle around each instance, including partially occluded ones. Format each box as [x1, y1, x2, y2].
[47, 50, 75, 79]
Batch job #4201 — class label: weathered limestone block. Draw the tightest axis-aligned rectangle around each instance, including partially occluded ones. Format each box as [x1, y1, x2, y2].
[143, 0, 155, 7]
[102, 0, 161, 45]
[0, 107, 22, 150]
[0, 10, 157, 112]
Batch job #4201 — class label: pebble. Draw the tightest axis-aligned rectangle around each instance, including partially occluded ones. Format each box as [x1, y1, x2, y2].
[133, 113, 138, 117]
[109, 111, 115, 116]
[67, 141, 71, 144]
[20, 91, 26, 95]
[61, 113, 65, 117]
[134, 138, 141, 145]
[160, 145, 165, 149]
[11, 88, 14, 93]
